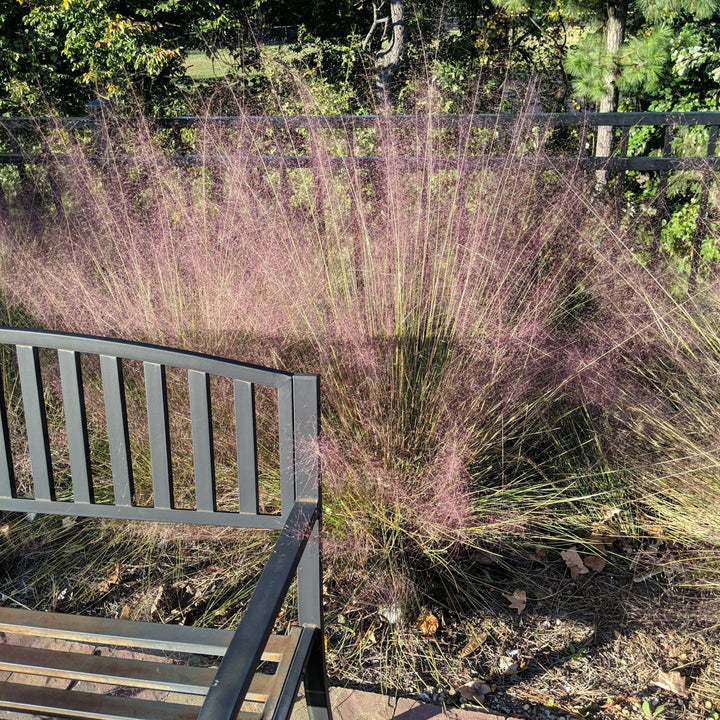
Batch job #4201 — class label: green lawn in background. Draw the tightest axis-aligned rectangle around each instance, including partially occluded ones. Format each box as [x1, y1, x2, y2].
[185, 50, 235, 80]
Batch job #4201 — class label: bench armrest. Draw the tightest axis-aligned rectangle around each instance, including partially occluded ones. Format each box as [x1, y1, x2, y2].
[197, 499, 319, 720]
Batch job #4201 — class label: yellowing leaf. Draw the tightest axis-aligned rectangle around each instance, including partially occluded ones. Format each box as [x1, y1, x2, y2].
[583, 555, 607, 572]
[502, 589, 527, 614]
[460, 632, 487, 657]
[415, 612, 439, 636]
[561, 547, 589, 580]
[651, 670, 687, 697]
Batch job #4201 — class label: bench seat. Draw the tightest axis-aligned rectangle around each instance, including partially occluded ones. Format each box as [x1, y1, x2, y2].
[0, 606, 312, 720]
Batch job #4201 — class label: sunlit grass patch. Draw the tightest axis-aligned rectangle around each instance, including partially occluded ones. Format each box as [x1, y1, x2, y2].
[184, 50, 235, 80]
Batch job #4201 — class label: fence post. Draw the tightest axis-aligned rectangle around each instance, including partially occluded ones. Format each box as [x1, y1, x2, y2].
[689, 125, 718, 293]
[86, 99, 114, 164]
[650, 124, 674, 267]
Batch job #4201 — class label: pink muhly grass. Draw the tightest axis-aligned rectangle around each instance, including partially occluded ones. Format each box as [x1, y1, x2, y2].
[4, 85, 719, 607]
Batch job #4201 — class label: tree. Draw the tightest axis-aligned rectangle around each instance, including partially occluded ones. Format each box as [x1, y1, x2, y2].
[564, 0, 719, 161]
[362, 0, 407, 107]
[0, 0, 253, 116]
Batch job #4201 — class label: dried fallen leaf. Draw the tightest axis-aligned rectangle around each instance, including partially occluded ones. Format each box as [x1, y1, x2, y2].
[583, 555, 607, 572]
[150, 585, 164, 617]
[530, 547, 548, 563]
[456, 679, 492, 702]
[118, 604, 131, 620]
[97, 561, 122, 594]
[601, 507, 622, 523]
[502, 588, 527, 614]
[651, 670, 687, 697]
[378, 603, 403, 625]
[589, 531, 616, 548]
[498, 656, 519, 675]
[561, 547, 589, 580]
[415, 612, 439, 636]
[363, 627, 377, 645]
[460, 632, 487, 657]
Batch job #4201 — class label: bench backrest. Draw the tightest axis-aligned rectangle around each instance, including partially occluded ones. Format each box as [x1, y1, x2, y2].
[0, 328, 320, 529]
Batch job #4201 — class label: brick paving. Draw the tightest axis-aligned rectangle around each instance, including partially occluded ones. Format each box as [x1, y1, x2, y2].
[0, 634, 524, 720]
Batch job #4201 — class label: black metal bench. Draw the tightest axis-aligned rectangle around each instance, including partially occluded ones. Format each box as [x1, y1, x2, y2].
[0, 328, 332, 720]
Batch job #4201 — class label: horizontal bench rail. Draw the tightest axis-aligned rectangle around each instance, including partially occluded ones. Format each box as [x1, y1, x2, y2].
[0, 329, 292, 388]
[0, 607, 235, 656]
[0, 682, 212, 720]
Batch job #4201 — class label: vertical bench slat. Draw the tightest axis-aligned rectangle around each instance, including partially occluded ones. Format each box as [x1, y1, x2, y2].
[278, 380, 295, 514]
[16, 345, 54, 500]
[100, 355, 134, 506]
[0, 367, 16, 498]
[58, 350, 93, 503]
[144, 362, 173, 510]
[234, 380, 258, 514]
[189, 369, 215, 512]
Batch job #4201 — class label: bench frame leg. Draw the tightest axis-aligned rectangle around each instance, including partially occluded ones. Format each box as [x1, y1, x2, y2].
[303, 628, 332, 720]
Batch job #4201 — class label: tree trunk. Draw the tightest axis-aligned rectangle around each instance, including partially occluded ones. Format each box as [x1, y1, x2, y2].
[375, 0, 407, 109]
[596, 0, 628, 187]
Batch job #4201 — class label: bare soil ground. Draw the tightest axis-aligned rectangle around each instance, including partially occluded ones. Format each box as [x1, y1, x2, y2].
[1, 515, 718, 720]
[324, 548, 720, 720]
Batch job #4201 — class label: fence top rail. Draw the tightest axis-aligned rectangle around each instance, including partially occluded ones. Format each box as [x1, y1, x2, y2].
[2, 111, 720, 133]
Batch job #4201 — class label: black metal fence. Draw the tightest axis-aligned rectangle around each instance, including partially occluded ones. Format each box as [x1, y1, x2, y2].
[2, 105, 719, 288]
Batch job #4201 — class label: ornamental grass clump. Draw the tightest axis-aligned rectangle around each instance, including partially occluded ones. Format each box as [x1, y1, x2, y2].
[1, 90, 719, 647]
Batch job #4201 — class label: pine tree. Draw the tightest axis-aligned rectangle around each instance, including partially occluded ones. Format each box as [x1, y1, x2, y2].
[564, 0, 719, 166]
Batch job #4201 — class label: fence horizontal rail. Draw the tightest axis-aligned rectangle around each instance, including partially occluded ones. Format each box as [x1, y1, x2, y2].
[2, 151, 720, 173]
[2, 110, 720, 131]
[2, 109, 719, 291]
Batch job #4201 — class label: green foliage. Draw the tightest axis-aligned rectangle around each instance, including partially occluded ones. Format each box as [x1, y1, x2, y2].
[618, 25, 671, 93]
[0, 0, 254, 115]
[561, 0, 720, 108]
[620, 14, 720, 275]
[648, 13, 720, 109]
[565, 20, 673, 104]
[564, 29, 612, 103]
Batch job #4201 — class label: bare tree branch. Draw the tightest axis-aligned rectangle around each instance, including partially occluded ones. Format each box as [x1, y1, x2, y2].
[362, 2, 389, 51]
